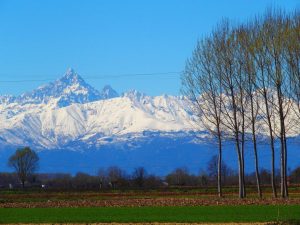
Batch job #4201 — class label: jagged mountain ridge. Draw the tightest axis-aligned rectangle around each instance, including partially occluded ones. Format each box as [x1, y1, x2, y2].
[0, 68, 119, 106]
[0, 69, 198, 149]
[1, 68, 299, 151]
[1, 69, 300, 174]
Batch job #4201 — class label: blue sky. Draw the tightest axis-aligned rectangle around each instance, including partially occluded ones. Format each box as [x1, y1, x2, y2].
[0, 0, 299, 96]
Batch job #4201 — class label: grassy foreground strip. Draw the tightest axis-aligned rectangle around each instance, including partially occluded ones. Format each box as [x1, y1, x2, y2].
[0, 205, 300, 224]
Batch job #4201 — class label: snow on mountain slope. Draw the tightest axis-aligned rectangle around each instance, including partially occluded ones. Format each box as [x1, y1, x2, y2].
[2, 68, 299, 151]
[0, 96, 198, 149]
[0, 70, 198, 149]
[101, 85, 119, 99]
[10, 68, 119, 107]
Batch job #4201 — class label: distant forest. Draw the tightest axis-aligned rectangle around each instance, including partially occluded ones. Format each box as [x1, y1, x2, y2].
[1, 156, 300, 191]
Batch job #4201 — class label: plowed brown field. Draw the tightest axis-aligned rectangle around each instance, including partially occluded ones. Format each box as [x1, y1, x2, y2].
[1, 196, 300, 208]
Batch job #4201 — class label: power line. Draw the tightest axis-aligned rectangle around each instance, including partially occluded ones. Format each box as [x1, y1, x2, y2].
[0, 71, 182, 83]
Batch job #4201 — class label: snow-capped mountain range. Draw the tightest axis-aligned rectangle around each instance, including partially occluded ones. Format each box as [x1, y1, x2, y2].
[1, 68, 300, 175]
[0, 68, 198, 150]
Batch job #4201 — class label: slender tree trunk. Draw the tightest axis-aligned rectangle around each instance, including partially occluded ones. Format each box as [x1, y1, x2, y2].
[250, 96, 262, 198]
[252, 131, 262, 198]
[262, 90, 277, 197]
[277, 87, 287, 198]
[231, 90, 245, 198]
[283, 131, 289, 197]
[236, 142, 244, 198]
[217, 129, 222, 197]
[270, 134, 277, 197]
[280, 132, 285, 198]
[241, 129, 246, 198]
[241, 101, 246, 198]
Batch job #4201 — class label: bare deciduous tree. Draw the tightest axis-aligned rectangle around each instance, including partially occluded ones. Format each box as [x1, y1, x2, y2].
[182, 9, 300, 198]
[8, 147, 39, 188]
[132, 167, 148, 188]
[182, 36, 224, 197]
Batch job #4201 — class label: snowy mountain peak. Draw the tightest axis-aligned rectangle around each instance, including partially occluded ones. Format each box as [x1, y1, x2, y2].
[59, 68, 84, 85]
[101, 85, 119, 99]
[66, 67, 75, 75]
[0, 95, 15, 104]
[16, 69, 102, 106]
[123, 90, 145, 101]
[0, 68, 197, 150]
[3, 68, 118, 107]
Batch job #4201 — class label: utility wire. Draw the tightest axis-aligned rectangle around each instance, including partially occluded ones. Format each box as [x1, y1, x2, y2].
[0, 71, 182, 83]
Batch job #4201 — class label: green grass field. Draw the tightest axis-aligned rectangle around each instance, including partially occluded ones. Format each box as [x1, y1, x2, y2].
[0, 205, 300, 224]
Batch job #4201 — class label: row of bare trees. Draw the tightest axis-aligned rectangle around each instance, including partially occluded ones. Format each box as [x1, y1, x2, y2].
[182, 9, 300, 198]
